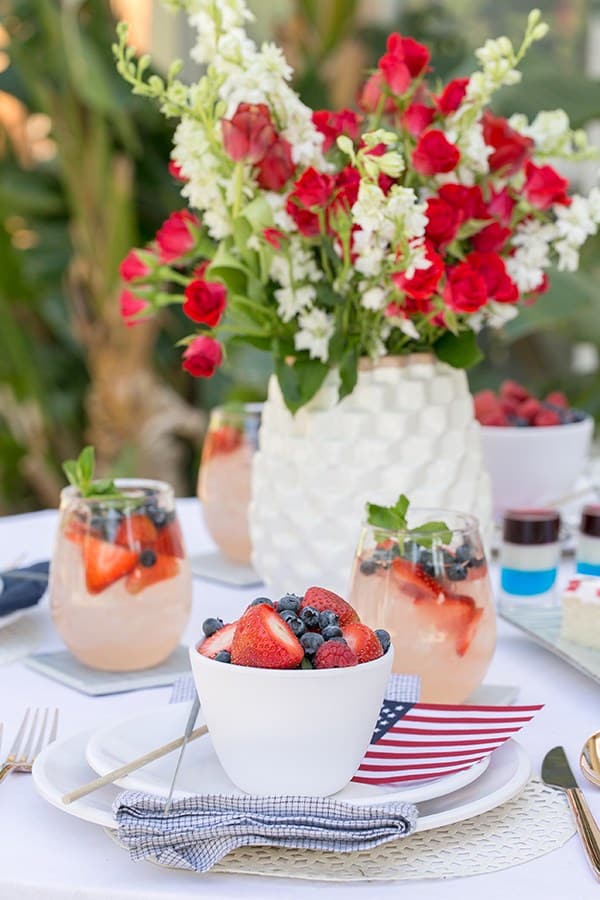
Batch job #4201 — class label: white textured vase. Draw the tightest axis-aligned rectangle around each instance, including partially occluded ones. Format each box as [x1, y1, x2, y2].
[249, 354, 492, 596]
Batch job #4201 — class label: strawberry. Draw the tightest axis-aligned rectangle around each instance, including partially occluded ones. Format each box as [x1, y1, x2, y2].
[115, 514, 157, 551]
[534, 409, 561, 427]
[300, 587, 360, 627]
[155, 520, 185, 559]
[391, 557, 444, 604]
[431, 594, 482, 657]
[203, 425, 243, 462]
[314, 641, 358, 668]
[545, 390, 568, 409]
[199, 621, 238, 659]
[82, 536, 138, 594]
[500, 380, 530, 403]
[230, 604, 304, 668]
[342, 623, 383, 663]
[125, 554, 179, 595]
[64, 514, 88, 546]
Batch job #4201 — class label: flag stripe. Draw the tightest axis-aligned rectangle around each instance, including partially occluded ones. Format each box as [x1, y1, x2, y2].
[353, 765, 476, 785]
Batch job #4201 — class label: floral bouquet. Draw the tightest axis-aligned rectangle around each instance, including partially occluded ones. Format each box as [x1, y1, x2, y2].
[115, 3, 600, 411]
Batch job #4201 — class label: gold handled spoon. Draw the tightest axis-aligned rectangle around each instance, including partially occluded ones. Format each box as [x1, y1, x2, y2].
[580, 732, 600, 788]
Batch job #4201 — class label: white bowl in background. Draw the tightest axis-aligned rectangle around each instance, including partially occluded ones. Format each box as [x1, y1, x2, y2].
[480, 416, 594, 514]
[189, 642, 393, 796]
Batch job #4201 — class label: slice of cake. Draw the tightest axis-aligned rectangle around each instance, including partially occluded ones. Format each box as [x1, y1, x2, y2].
[561, 577, 600, 650]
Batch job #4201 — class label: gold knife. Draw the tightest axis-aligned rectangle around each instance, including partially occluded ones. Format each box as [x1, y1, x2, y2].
[542, 745, 600, 880]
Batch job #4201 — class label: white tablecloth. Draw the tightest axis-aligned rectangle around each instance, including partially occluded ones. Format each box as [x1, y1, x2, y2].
[1, 500, 599, 899]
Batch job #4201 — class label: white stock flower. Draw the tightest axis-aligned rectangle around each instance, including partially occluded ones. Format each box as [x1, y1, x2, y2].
[469, 301, 519, 333]
[506, 219, 556, 293]
[275, 285, 316, 322]
[351, 183, 387, 234]
[294, 308, 335, 361]
[554, 195, 597, 245]
[554, 239, 580, 272]
[361, 286, 387, 311]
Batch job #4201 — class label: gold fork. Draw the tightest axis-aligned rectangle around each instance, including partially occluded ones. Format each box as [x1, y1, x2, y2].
[0, 708, 59, 782]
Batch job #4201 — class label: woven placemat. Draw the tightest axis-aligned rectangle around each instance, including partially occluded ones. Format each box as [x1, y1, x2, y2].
[109, 779, 574, 881]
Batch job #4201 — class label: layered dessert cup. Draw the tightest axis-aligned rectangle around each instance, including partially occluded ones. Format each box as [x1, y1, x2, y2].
[348, 510, 496, 703]
[197, 403, 262, 565]
[49, 479, 192, 671]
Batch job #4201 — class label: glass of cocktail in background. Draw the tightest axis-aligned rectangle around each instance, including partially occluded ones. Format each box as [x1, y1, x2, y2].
[49, 479, 192, 671]
[348, 509, 496, 703]
[197, 403, 262, 565]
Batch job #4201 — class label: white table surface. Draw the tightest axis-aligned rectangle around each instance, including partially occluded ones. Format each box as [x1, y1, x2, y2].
[1, 499, 599, 900]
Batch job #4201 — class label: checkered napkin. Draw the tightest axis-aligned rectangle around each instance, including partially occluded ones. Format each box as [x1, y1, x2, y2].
[113, 673, 420, 872]
[113, 793, 418, 873]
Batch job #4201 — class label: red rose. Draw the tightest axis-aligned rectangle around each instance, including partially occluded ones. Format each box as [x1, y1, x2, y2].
[392, 244, 444, 301]
[119, 249, 151, 282]
[155, 210, 200, 263]
[182, 335, 223, 378]
[221, 103, 276, 164]
[466, 251, 518, 303]
[523, 161, 570, 210]
[119, 290, 151, 327]
[331, 166, 360, 214]
[443, 262, 488, 313]
[487, 187, 516, 225]
[471, 222, 511, 253]
[401, 103, 435, 138]
[290, 167, 335, 208]
[412, 129, 460, 176]
[255, 137, 295, 191]
[482, 111, 533, 175]
[435, 78, 469, 115]
[386, 34, 430, 77]
[168, 160, 187, 182]
[425, 197, 460, 247]
[183, 279, 227, 327]
[285, 202, 320, 236]
[263, 227, 285, 249]
[438, 184, 486, 222]
[359, 72, 396, 114]
[379, 53, 411, 96]
[312, 109, 362, 153]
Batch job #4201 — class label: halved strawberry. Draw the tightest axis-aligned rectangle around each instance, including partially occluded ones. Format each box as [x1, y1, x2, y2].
[203, 425, 243, 462]
[199, 621, 238, 659]
[115, 514, 157, 551]
[82, 536, 138, 594]
[231, 604, 304, 668]
[391, 557, 445, 604]
[125, 554, 179, 595]
[342, 623, 383, 663]
[155, 520, 185, 559]
[431, 594, 482, 657]
[300, 587, 360, 627]
[64, 514, 88, 546]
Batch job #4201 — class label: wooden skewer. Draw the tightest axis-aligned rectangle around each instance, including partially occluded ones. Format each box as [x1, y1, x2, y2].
[62, 724, 208, 805]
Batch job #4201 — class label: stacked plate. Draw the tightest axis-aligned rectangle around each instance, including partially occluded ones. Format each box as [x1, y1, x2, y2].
[32, 701, 532, 834]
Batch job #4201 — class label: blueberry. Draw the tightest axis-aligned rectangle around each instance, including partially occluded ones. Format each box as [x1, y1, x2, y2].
[421, 561, 435, 577]
[202, 617, 224, 637]
[322, 625, 343, 640]
[284, 615, 306, 637]
[149, 507, 168, 529]
[402, 540, 419, 562]
[300, 606, 320, 629]
[139, 549, 157, 568]
[419, 548, 433, 567]
[301, 632, 324, 655]
[446, 562, 466, 581]
[373, 548, 392, 566]
[571, 409, 587, 423]
[279, 608, 298, 623]
[278, 593, 301, 613]
[454, 543, 472, 564]
[375, 629, 391, 653]
[508, 415, 529, 427]
[214, 650, 231, 663]
[360, 559, 377, 576]
[318, 610, 339, 630]
[250, 597, 274, 607]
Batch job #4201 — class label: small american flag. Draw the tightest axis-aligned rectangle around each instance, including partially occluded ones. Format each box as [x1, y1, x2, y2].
[352, 700, 542, 785]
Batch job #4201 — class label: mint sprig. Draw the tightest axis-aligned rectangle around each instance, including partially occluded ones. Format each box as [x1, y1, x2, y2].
[365, 493, 451, 548]
[62, 446, 124, 501]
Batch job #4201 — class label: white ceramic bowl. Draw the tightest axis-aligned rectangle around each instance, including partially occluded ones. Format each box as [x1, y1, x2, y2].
[189, 643, 394, 796]
[481, 416, 593, 513]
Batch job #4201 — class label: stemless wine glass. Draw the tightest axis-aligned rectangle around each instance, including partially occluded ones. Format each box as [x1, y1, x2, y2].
[49, 479, 192, 671]
[348, 509, 496, 703]
[197, 402, 262, 565]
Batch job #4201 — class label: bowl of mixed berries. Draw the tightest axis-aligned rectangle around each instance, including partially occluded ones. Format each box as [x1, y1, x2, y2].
[189, 587, 393, 796]
[474, 381, 593, 511]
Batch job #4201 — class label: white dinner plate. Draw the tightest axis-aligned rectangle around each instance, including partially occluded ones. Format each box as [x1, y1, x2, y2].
[85, 703, 490, 806]
[32, 728, 531, 834]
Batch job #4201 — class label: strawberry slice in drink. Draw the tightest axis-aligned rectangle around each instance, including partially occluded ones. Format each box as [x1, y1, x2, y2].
[125, 554, 179, 595]
[391, 557, 445, 603]
[431, 594, 483, 657]
[83, 536, 138, 594]
[155, 520, 185, 559]
[115, 514, 158, 551]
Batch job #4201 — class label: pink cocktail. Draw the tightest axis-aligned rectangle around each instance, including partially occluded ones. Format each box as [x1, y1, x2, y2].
[198, 403, 261, 565]
[49, 479, 192, 671]
[348, 510, 496, 703]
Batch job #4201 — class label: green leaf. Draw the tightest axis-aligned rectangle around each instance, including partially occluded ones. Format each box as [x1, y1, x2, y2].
[393, 494, 410, 520]
[242, 195, 273, 232]
[62, 460, 79, 488]
[78, 446, 95, 483]
[365, 503, 405, 531]
[338, 345, 358, 401]
[434, 330, 483, 369]
[410, 520, 452, 548]
[275, 358, 329, 413]
[300, 656, 314, 669]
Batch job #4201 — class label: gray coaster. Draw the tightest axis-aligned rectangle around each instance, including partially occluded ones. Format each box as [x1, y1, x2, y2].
[190, 551, 262, 587]
[25, 646, 191, 695]
[466, 683, 520, 705]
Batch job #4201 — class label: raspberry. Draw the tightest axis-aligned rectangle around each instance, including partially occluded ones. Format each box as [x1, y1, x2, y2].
[500, 380, 530, 403]
[314, 640, 358, 668]
[474, 390, 501, 423]
[534, 409, 561, 426]
[479, 411, 508, 426]
[545, 391, 568, 409]
[517, 398, 542, 423]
